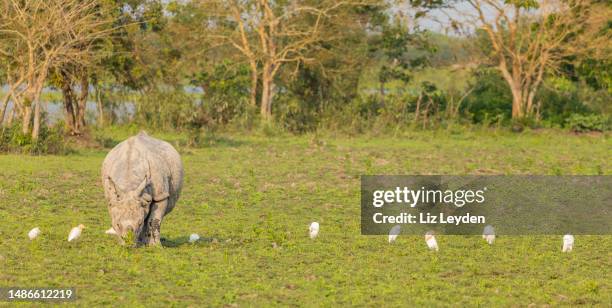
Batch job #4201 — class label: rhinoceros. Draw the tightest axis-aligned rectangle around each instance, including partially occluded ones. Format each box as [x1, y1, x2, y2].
[101, 132, 183, 246]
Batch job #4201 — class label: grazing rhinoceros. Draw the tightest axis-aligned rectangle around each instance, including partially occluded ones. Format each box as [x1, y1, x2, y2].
[101, 131, 183, 246]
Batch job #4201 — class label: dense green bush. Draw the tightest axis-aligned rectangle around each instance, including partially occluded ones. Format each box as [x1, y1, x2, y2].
[275, 96, 320, 133]
[460, 68, 610, 129]
[134, 89, 194, 130]
[314, 85, 455, 134]
[133, 62, 256, 135]
[565, 114, 610, 132]
[462, 68, 512, 124]
[536, 79, 591, 126]
[274, 66, 359, 134]
[192, 62, 253, 129]
[0, 123, 70, 155]
[377, 92, 414, 125]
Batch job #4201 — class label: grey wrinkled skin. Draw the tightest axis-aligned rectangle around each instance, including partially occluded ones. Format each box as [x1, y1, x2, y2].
[101, 131, 183, 246]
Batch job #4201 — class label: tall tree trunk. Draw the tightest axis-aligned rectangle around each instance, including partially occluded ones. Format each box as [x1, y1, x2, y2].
[249, 62, 258, 107]
[6, 107, 15, 126]
[31, 80, 45, 140]
[526, 90, 536, 116]
[414, 93, 422, 123]
[260, 78, 270, 120]
[499, 65, 525, 119]
[261, 82, 275, 119]
[527, 63, 546, 117]
[268, 82, 275, 116]
[60, 72, 77, 134]
[510, 86, 524, 119]
[260, 66, 274, 121]
[31, 96, 41, 140]
[95, 86, 104, 127]
[76, 73, 89, 132]
[0, 93, 10, 126]
[22, 104, 31, 135]
[379, 81, 385, 105]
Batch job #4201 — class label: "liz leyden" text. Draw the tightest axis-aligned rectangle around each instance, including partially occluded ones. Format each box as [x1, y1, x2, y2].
[372, 212, 485, 225]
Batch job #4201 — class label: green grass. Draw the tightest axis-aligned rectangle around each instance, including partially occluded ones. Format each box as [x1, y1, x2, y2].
[0, 130, 610, 306]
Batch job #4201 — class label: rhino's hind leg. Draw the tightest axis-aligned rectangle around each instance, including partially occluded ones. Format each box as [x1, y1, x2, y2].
[139, 199, 168, 246]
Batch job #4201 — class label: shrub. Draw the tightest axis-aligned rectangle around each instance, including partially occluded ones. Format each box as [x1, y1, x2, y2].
[463, 68, 513, 124]
[377, 92, 415, 127]
[134, 89, 194, 130]
[536, 79, 591, 126]
[565, 114, 610, 133]
[190, 61, 254, 131]
[0, 123, 70, 155]
[274, 96, 319, 134]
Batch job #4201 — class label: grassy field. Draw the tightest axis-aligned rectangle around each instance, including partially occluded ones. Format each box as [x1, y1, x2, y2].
[0, 129, 610, 306]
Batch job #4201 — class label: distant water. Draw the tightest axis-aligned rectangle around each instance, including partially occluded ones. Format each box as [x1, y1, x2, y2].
[1, 86, 201, 124]
[2, 100, 135, 125]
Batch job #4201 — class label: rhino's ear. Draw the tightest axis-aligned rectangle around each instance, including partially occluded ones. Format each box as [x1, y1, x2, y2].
[106, 177, 120, 202]
[136, 176, 148, 195]
[136, 176, 151, 207]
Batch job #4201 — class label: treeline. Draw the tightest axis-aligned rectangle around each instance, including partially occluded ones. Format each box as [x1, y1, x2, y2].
[0, 0, 610, 146]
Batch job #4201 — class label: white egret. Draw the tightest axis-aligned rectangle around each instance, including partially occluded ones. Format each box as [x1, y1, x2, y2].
[388, 225, 401, 243]
[482, 225, 495, 245]
[425, 231, 439, 251]
[28, 227, 41, 240]
[68, 224, 85, 242]
[309, 222, 320, 239]
[189, 233, 200, 243]
[562, 234, 574, 252]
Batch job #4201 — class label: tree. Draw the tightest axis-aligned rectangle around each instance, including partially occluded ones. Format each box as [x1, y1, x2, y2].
[448, 0, 600, 119]
[199, 0, 379, 121]
[570, 0, 611, 92]
[375, 11, 433, 105]
[0, 0, 113, 139]
[50, 68, 92, 135]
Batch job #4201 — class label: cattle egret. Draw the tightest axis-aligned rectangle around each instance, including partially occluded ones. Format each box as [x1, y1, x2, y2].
[309, 222, 320, 239]
[28, 227, 41, 240]
[482, 225, 495, 245]
[189, 233, 200, 243]
[562, 234, 574, 252]
[425, 231, 439, 251]
[105, 228, 117, 235]
[388, 225, 401, 243]
[68, 224, 85, 242]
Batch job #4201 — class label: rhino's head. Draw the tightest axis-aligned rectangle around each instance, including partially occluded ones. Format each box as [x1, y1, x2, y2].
[105, 176, 152, 238]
